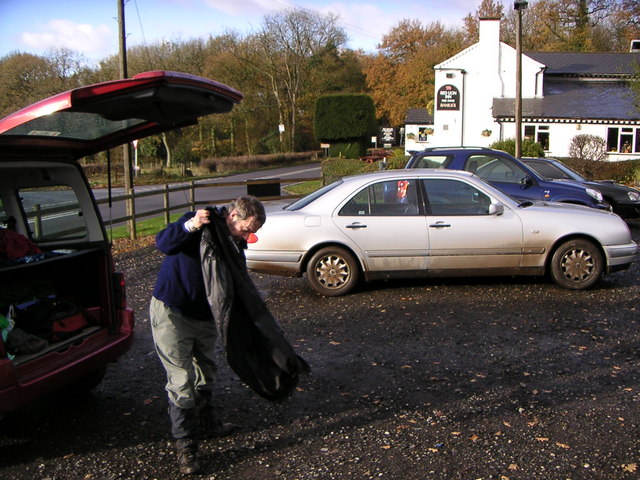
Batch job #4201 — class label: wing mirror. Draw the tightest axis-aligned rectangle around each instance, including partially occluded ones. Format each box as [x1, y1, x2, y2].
[489, 202, 504, 215]
[520, 175, 533, 188]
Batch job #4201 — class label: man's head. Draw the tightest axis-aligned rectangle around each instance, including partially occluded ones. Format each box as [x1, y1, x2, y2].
[225, 195, 266, 241]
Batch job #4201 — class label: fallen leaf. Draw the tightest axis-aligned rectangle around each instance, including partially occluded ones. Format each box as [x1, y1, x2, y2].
[622, 463, 637, 472]
[536, 437, 549, 442]
[470, 434, 479, 442]
[508, 463, 518, 470]
[556, 442, 570, 449]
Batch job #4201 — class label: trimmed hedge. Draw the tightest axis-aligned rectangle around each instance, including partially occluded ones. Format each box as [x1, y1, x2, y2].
[314, 94, 377, 141]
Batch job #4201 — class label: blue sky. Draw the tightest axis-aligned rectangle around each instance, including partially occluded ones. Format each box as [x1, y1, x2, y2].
[0, 0, 478, 65]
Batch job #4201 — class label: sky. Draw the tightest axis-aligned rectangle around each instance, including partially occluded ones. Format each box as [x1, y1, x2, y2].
[0, 0, 479, 65]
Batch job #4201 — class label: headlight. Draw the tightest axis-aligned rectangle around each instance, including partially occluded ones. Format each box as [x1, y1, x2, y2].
[585, 187, 603, 202]
[628, 190, 640, 202]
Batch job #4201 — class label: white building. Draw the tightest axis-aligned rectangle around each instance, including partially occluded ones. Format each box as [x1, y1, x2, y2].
[406, 18, 640, 161]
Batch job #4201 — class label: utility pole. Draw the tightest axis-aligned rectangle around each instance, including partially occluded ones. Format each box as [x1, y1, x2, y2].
[118, 0, 136, 238]
[514, 1, 528, 158]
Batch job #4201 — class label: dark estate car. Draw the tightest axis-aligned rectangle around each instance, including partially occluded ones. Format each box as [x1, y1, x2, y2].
[405, 147, 609, 210]
[521, 157, 640, 219]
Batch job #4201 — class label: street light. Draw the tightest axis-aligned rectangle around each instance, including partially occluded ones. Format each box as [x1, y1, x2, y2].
[514, 1, 528, 158]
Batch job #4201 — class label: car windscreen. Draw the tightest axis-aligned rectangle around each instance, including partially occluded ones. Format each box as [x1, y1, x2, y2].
[284, 180, 343, 211]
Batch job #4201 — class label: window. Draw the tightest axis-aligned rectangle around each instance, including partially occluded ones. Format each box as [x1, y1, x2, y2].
[412, 154, 451, 168]
[465, 155, 527, 184]
[524, 124, 549, 150]
[18, 186, 87, 240]
[423, 179, 491, 215]
[339, 179, 420, 216]
[607, 127, 640, 153]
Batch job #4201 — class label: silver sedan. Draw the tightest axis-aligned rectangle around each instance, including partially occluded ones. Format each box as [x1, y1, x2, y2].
[246, 169, 638, 296]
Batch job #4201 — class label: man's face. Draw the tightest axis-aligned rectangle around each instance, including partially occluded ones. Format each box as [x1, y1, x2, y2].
[226, 210, 261, 241]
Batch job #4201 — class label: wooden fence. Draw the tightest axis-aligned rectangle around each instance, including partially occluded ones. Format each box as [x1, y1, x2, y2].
[94, 176, 320, 237]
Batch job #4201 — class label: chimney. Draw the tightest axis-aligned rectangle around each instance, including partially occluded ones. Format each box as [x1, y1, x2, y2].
[479, 17, 501, 47]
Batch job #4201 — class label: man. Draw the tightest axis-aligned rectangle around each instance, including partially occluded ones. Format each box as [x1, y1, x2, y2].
[150, 195, 266, 475]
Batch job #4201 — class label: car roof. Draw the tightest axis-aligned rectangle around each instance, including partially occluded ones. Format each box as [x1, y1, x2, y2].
[0, 70, 243, 159]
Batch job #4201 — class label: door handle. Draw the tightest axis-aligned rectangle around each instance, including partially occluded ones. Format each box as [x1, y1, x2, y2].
[346, 223, 367, 229]
[429, 221, 451, 228]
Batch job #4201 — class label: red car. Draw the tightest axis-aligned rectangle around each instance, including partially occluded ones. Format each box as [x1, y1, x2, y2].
[0, 71, 242, 415]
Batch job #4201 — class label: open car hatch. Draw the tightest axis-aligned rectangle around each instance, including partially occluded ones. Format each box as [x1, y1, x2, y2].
[0, 70, 243, 158]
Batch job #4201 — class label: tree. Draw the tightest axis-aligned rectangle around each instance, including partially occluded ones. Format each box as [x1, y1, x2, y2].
[569, 134, 607, 161]
[249, 9, 348, 151]
[362, 20, 466, 127]
[314, 94, 377, 158]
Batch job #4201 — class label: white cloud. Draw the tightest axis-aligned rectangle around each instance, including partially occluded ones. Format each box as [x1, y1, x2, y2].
[20, 19, 115, 57]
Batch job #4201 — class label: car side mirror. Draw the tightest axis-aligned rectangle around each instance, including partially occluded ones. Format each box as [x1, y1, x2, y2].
[520, 175, 532, 188]
[489, 202, 504, 215]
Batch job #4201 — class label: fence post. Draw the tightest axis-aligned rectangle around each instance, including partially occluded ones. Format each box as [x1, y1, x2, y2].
[189, 180, 196, 211]
[163, 184, 170, 227]
[33, 203, 42, 239]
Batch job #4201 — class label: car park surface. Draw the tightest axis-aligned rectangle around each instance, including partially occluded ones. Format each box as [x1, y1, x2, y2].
[1, 224, 640, 479]
[521, 156, 640, 219]
[405, 147, 609, 210]
[245, 169, 637, 296]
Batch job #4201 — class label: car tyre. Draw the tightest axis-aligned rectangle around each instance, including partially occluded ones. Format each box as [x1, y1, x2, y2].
[306, 247, 359, 296]
[550, 238, 603, 289]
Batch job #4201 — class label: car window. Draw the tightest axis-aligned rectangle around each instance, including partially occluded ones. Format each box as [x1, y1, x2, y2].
[524, 160, 571, 180]
[422, 178, 491, 215]
[339, 179, 420, 216]
[18, 186, 88, 241]
[468, 155, 527, 184]
[411, 154, 451, 168]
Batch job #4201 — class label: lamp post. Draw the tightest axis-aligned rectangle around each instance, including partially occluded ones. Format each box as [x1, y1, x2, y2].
[514, 1, 528, 158]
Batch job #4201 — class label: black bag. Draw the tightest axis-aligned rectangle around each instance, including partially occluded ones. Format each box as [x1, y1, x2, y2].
[13, 299, 81, 342]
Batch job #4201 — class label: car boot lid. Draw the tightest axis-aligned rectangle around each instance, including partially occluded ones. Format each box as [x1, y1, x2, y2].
[0, 70, 243, 158]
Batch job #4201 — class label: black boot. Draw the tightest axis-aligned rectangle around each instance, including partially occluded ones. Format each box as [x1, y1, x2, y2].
[168, 404, 200, 474]
[175, 437, 200, 475]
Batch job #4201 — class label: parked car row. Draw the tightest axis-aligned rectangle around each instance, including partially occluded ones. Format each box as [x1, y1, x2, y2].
[404, 146, 609, 209]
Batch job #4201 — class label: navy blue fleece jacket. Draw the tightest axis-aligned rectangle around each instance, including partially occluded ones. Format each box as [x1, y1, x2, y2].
[152, 211, 213, 321]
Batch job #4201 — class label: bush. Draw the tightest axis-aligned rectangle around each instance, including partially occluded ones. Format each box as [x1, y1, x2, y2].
[560, 157, 640, 185]
[490, 138, 545, 157]
[568, 134, 606, 162]
[201, 151, 320, 174]
[321, 149, 407, 184]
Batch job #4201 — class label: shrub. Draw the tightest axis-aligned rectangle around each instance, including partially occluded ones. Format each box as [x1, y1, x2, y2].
[490, 138, 545, 157]
[560, 157, 640, 185]
[568, 134, 606, 161]
[200, 151, 320, 174]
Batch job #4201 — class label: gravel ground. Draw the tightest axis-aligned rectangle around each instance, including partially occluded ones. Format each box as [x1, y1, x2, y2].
[1, 223, 640, 480]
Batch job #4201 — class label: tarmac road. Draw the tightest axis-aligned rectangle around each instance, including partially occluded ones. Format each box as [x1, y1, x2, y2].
[1, 222, 639, 479]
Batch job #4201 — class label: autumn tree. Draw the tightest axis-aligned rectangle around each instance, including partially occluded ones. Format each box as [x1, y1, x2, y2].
[362, 20, 466, 127]
[233, 8, 348, 152]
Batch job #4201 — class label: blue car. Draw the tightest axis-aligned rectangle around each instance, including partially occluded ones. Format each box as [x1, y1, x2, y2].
[521, 157, 640, 219]
[405, 147, 609, 210]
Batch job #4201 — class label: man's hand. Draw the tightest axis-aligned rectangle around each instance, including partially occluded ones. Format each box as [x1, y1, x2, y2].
[191, 209, 211, 229]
